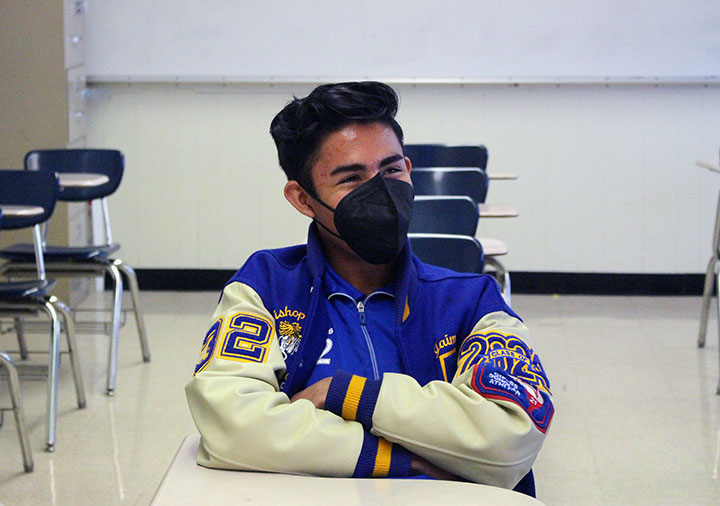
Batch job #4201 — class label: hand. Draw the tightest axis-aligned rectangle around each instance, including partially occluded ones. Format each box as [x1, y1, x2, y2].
[290, 377, 332, 409]
[411, 455, 462, 481]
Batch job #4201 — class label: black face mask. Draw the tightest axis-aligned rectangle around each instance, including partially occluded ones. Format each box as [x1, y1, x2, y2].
[306, 173, 414, 265]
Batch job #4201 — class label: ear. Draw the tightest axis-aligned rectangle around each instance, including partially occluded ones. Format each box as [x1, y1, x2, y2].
[284, 180, 316, 219]
[404, 155, 412, 175]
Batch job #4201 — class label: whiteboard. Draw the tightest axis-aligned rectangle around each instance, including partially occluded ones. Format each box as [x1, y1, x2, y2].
[85, 0, 720, 83]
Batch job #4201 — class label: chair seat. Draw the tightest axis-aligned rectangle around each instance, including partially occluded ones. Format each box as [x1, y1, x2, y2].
[0, 279, 56, 299]
[0, 243, 120, 261]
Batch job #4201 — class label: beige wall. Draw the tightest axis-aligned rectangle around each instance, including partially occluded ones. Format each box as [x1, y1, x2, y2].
[0, 1, 68, 166]
[0, 1, 70, 295]
[86, 82, 720, 273]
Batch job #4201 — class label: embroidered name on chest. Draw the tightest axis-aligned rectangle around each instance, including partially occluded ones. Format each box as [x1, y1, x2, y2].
[434, 334, 457, 358]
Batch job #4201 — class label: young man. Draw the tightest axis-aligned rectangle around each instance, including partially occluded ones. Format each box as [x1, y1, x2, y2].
[185, 82, 553, 495]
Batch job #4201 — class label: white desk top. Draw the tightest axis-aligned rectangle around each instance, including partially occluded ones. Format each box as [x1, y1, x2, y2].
[0, 204, 44, 217]
[151, 434, 545, 506]
[487, 173, 518, 181]
[479, 204, 519, 218]
[58, 172, 110, 188]
[478, 237, 509, 256]
[697, 161, 720, 174]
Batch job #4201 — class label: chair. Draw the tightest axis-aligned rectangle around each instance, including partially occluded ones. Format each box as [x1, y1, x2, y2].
[0, 209, 33, 472]
[409, 172, 512, 302]
[411, 166, 517, 218]
[405, 144, 489, 170]
[696, 152, 720, 395]
[0, 149, 151, 396]
[409, 234, 484, 274]
[409, 195, 480, 236]
[411, 168, 489, 204]
[409, 196, 485, 273]
[0, 170, 86, 451]
[407, 196, 514, 301]
[407, 144, 518, 213]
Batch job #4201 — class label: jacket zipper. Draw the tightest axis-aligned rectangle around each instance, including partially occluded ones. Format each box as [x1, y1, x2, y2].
[356, 301, 380, 380]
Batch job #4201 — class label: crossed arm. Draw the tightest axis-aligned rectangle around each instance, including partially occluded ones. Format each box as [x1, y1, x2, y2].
[291, 377, 459, 480]
[185, 282, 553, 487]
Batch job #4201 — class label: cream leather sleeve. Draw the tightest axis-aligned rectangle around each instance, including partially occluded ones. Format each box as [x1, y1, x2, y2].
[185, 282, 365, 477]
[326, 311, 553, 488]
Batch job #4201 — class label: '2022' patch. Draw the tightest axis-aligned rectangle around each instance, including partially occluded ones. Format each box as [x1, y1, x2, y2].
[471, 362, 554, 433]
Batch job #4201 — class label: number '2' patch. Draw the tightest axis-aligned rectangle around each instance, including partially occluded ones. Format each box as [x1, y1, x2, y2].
[194, 317, 223, 375]
[217, 312, 274, 364]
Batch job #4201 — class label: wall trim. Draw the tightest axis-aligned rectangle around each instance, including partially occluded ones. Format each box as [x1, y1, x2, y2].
[510, 272, 705, 296]
[134, 269, 707, 296]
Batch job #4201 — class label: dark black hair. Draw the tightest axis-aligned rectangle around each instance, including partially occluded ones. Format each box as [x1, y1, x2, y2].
[270, 81, 404, 192]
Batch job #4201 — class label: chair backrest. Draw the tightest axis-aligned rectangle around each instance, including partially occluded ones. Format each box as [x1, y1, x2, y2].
[0, 170, 60, 229]
[411, 167, 488, 204]
[409, 234, 484, 273]
[409, 196, 479, 236]
[24, 149, 124, 201]
[405, 144, 489, 170]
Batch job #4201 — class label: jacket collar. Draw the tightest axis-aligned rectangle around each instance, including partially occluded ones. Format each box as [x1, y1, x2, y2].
[306, 223, 328, 279]
[305, 223, 418, 325]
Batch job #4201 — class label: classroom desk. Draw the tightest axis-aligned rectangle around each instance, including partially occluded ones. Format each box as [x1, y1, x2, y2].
[478, 237, 509, 257]
[487, 173, 518, 181]
[0, 174, 108, 219]
[151, 434, 545, 506]
[479, 204, 519, 218]
[0, 205, 44, 217]
[57, 172, 110, 188]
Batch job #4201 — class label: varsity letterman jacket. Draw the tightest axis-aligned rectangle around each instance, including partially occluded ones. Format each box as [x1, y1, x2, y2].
[185, 224, 553, 489]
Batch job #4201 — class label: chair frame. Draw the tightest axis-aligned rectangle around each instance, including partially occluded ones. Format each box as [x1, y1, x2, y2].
[698, 189, 720, 395]
[0, 170, 86, 451]
[0, 350, 33, 472]
[0, 149, 151, 395]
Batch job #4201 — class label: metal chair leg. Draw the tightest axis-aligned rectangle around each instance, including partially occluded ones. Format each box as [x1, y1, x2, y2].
[0, 351, 34, 472]
[49, 296, 86, 409]
[715, 267, 720, 396]
[41, 301, 61, 452]
[14, 317, 29, 360]
[115, 260, 151, 362]
[484, 256, 511, 305]
[699, 256, 717, 347]
[106, 262, 123, 396]
[717, 347, 720, 395]
[504, 270, 512, 307]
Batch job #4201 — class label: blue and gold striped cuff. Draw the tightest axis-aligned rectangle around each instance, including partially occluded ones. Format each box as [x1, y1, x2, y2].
[352, 431, 412, 478]
[326, 370, 382, 430]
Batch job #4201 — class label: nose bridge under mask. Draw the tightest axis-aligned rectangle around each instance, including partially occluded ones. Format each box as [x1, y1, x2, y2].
[303, 171, 390, 214]
[311, 172, 414, 264]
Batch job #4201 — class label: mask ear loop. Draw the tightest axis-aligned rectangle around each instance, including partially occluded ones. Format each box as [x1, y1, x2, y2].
[298, 182, 345, 241]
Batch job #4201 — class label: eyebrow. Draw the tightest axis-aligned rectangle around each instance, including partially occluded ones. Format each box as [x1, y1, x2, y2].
[329, 154, 404, 177]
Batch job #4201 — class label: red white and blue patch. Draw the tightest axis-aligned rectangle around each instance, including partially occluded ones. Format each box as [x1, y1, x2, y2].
[458, 332, 551, 394]
[471, 362, 554, 433]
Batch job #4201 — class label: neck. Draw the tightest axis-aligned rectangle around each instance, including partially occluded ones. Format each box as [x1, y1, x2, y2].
[318, 232, 395, 295]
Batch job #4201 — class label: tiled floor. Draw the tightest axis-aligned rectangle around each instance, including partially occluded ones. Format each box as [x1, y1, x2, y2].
[1, 292, 719, 505]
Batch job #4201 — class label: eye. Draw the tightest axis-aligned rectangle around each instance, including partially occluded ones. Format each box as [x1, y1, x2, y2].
[339, 175, 360, 184]
[383, 166, 402, 176]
